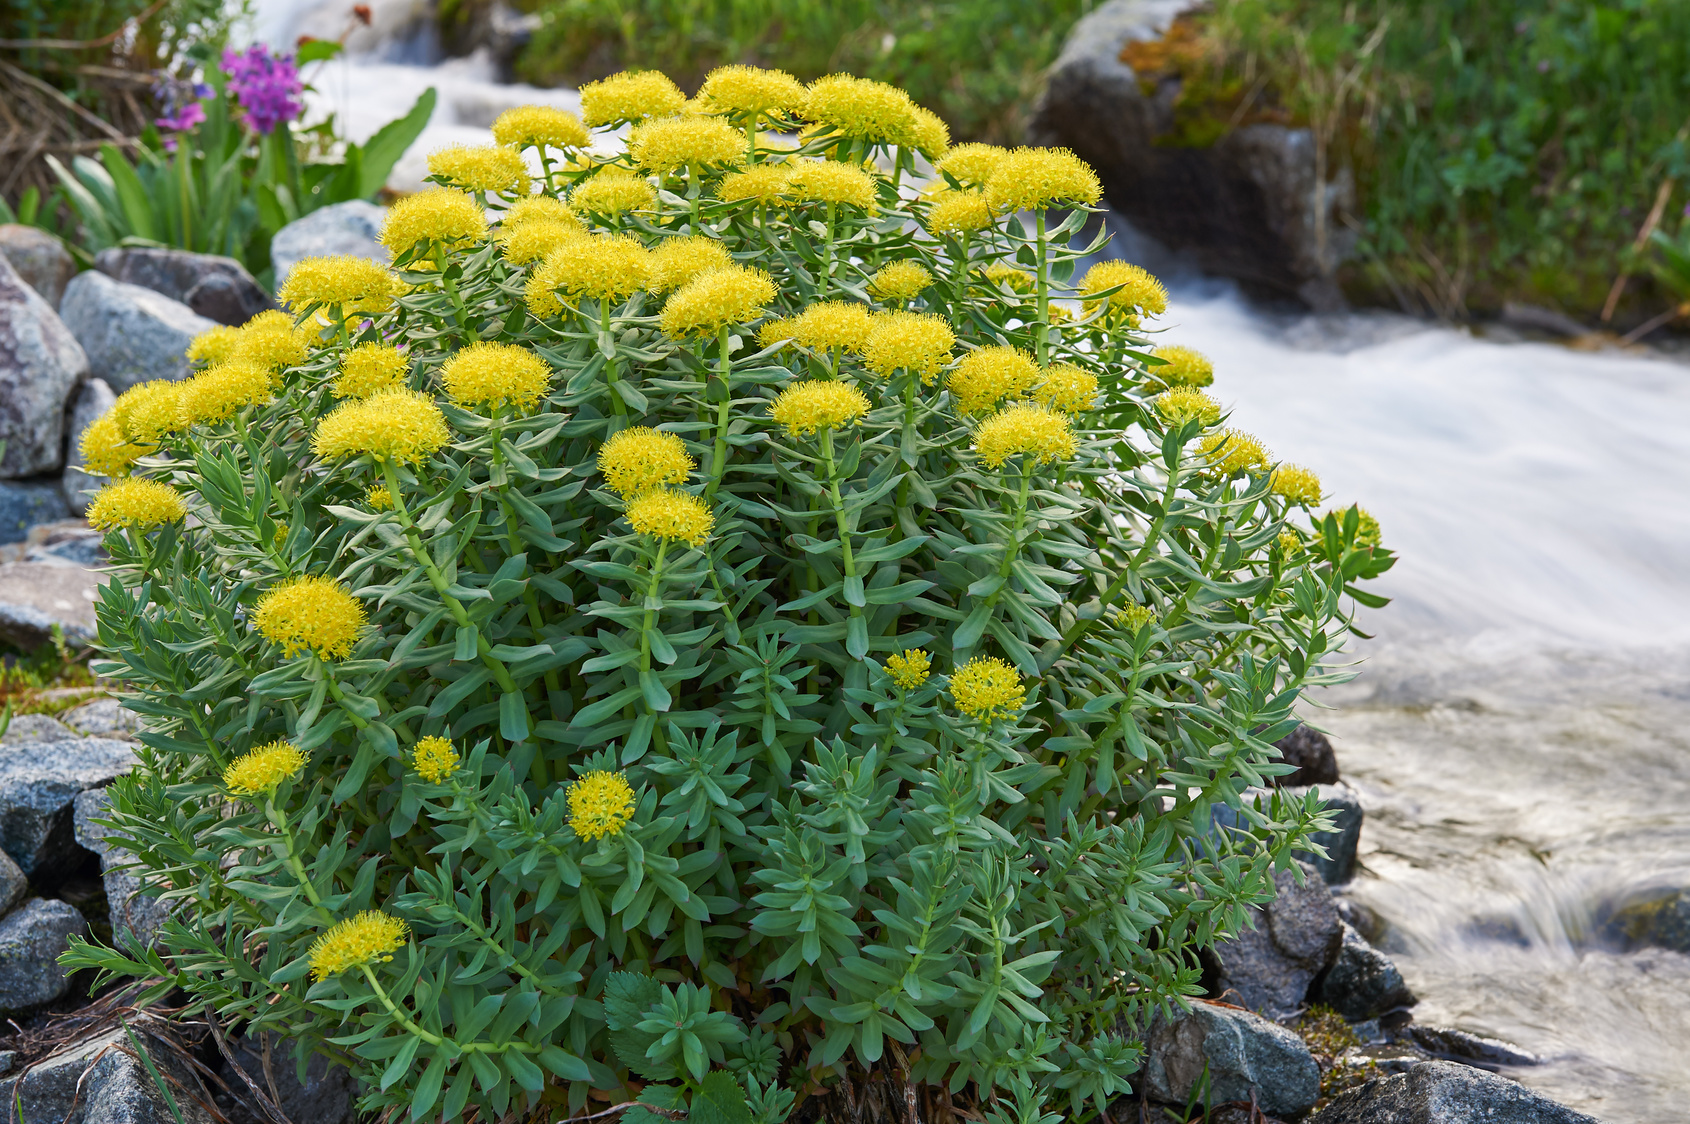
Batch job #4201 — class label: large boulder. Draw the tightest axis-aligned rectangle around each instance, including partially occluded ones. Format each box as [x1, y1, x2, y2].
[0, 735, 136, 879]
[94, 246, 276, 327]
[0, 898, 88, 1014]
[1141, 1000, 1321, 1118]
[271, 200, 390, 287]
[0, 225, 76, 308]
[1207, 861, 1342, 1019]
[60, 377, 117, 516]
[1311, 922, 1415, 1020]
[0, 560, 103, 650]
[0, 252, 89, 478]
[75, 788, 171, 948]
[1309, 1060, 1597, 1123]
[58, 271, 214, 394]
[0, 479, 70, 545]
[1028, 0, 1354, 308]
[0, 1022, 218, 1124]
[62, 697, 141, 741]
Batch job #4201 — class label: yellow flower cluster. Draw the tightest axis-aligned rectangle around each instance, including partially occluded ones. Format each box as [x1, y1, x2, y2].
[908, 107, 950, 159]
[974, 403, 1077, 469]
[411, 735, 460, 783]
[885, 648, 931, 690]
[569, 170, 657, 218]
[231, 310, 312, 371]
[501, 220, 583, 265]
[439, 342, 553, 412]
[78, 412, 150, 478]
[1114, 603, 1158, 633]
[177, 361, 273, 427]
[983, 147, 1103, 212]
[277, 256, 402, 315]
[186, 324, 241, 366]
[862, 311, 955, 382]
[335, 343, 409, 399]
[648, 236, 734, 294]
[949, 346, 1040, 416]
[770, 380, 871, 437]
[222, 740, 308, 797]
[1080, 260, 1168, 325]
[805, 74, 917, 145]
[366, 484, 393, 511]
[86, 476, 186, 531]
[252, 575, 367, 660]
[312, 388, 450, 466]
[950, 655, 1026, 721]
[627, 488, 714, 546]
[428, 144, 530, 194]
[112, 380, 183, 444]
[1150, 345, 1214, 388]
[659, 265, 775, 337]
[1034, 363, 1098, 415]
[379, 188, 488, 254]
[492, 104, 589, 151]
[1155, 387, 1222, 427]
[785, 160, 877, 209]
[502, 194, 583, 232]
[598, 427, 695, 498]
[580, 71, 686, 126]
[568, 770, 637, 840]
[1270, 464, 1322, 506]
[869, 261, 932, 302]
[1198, 428, 1269, 476]
[718, 165, 790, 205]
[629, 115, 747, 174]
[308, 911, 408, 979]
[696, 64, 807, 119]
[925, 189, 995, 235]
[527, 234, 652, 315]
[765, 301, 873, 354]
[980, 262, 1034, 295]
[936, 143, 1008, 187]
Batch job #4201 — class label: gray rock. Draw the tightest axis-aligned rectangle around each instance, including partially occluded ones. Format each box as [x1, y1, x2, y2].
[0, 713, 77, 743]
[1312, 922, 1415, 1020]
[0, 560, 103, 650]
[0, 898, 87, 1013]
[95, 247, 276, 328]
[0, 251, 89, 478]
[1308, 1060, 1597, 1124]
[1271, 724, 1338, 786]
[1028, 0, 1354, 308]
[62, 697, 140, 741]
[1209, 861, 1342, 1019]
[24, 528, 106, 568]
[74, 788, 170, 948]
[1291, 780, 1364, 884]
[0, 225, 76, 308]
[217, 1031, 357, 1124]
[1399, 1025, 1538, 1069]
[1141, 1000, 1321, 1118]
[0, 478, 70, 545]
[271, 200, 390, 287]
[0, 1022, 217, 1124]
[0, 847, 25, 915]
[61, 377, 117, 516]
[1599, 888, 1690, 953]
[0, 736, 136, 878]
[58, 271, 215, 394]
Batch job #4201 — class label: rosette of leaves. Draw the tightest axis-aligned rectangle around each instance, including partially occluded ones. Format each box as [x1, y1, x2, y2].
[68, 68, 1393, 1124]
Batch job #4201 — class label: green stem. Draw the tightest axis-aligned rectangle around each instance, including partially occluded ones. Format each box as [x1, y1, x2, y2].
[688, 160, 702, 232]
[639, 540, 669, 674]
[1034, 208, 1050, 366]
[705, 324, 734, 499]
[432, 243, 471, 337]
[820, 201, 836, 299]
[819, 428, 864, 644]
[600, 298, 629, 422]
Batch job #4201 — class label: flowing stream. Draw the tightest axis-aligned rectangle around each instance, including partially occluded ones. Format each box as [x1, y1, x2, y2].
[240, 7, 1690, 1118]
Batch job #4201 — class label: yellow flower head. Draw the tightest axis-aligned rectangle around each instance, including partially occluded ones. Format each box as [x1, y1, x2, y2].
[312, 387, 451, 466]
[177, 361, 273, 427]
[925, 189, 995, 235]
[1155, 386, 1222, 428]
[950, 655, 1026, 721]
[785, 301, 873, 353]
[974, 403, 1077, 469]
[86, 476, 186, 531]
[427, 144, 530, 194]
[1034, 362, 1099, 415]
[113, 380, 184, 445]
[862, 310, 955, 383]
[568, 770, 637, 840]
[718, 165, 791, 205]
[908, 106, 950, 159]
[869, 260, 933, 303]
[222, 740, 308, 797]
[277, 256, 402, 314]
[379, 188, 489, 254]
[785, 160, 877, 209]
[78, 412, 150, 478]
[335, 342, 409, 399]
[569, 169, 658, 219]
[1275, 530, 1302, 558]
[492, 104, 590, 150]
[647, 235, 734, 294]
[805, 74, 917, 145]
[626, 488, 714, 546]
[1080, 260, 1168, 325]
[696, 65, 808, 119]
[252, 574, 367, 660]
[231, 310, 313, 372]
[1198, 428, 1269, 476]
[936, 143, 1009, 188]
[500, 219, 586, 265]
[439, 341, 553, 412]
[770, 380, 872, 438]
[1149, 345, 1214, 388]
[186, 324, 241, 367]
[308, 911, 408, 979]
[598, 426, 695, 498]
[1114, 603, 1158, 633]
[1270, 464, 1322, 507]
[884, 648, 931, 691]
[526, 234, 653, 317]
[629, 115, 746, 174]
[948, 345, 1040, 416]
[984, 147, 1102, 212]
[411, 735, 460, 783]
[659, 265, 776, 338]
[980, 261, 1034, 295]
[580, 70, 687, 126]
[366, 484, 393, 511]
[1317, 507, 1382, 551]
[500, 194, 584, 232]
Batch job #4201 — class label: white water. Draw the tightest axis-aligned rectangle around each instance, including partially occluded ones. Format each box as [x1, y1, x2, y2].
[238, 6, 1690, 1118]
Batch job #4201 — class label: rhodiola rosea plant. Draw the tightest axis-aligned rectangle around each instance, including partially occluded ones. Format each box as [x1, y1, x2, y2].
[68, 64, 1392, 1124]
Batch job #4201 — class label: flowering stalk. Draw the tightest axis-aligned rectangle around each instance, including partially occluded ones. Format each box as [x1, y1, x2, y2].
[638, 539, 670, 677]
[1034, 209, 1051, 366]
[818, 425, 867, 653]
[705, 324, 735, 499]
[820, 201, 837, 299]
[957, 459, 1035, 666]
[599, 298, 630, 422]
[430, 244, 472, 337]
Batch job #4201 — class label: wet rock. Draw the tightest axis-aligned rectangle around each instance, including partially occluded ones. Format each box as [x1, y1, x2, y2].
[1141, 999, 1321, 1117]
[0, 560, 103, 649]
[1335, 897, 1384, 945]
[1400, 1025, 1539, 1069]
[1598, 888, 1690, 953]
[74, 788, 170, 948]
[1312, 922, 1415, 1020]
[271, 200, 390, 287]
[0, 847, 24, 914]
[61, 377, 117, 516]
[1272, 724, 1339, 786]
[1308, 1060, 1596, 1123]
[0, 479, 70, 545]
[1292, 781, 1363, 884]
[1208, 861, 1342, 1019]
[216, 1030, 358, 1124]
[1028, 0, 1354, 308]
[94, 246, 276, 328]
[61, 697, 140, 741]
[58, 271, 214, 394]
[0, 735, 136, 879]
[0, 252, 89, 478]
[0, 714, 77, 743]
[0, 225, 76, 308]
[0, 898, 87, 1013]
[0, 1022, 217, 1124]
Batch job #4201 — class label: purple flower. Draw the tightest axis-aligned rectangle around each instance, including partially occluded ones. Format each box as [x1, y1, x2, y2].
[221, 45, 303, 135]
[156, 101, 206, 134]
